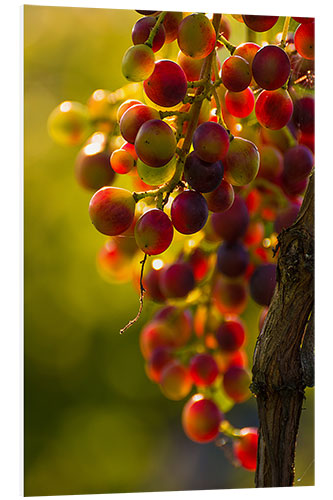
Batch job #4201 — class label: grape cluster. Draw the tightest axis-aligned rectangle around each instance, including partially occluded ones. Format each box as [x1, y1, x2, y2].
[48, 11, 315, 472]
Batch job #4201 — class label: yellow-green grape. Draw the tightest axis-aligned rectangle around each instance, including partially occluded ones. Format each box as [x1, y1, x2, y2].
[122, 44, 155, 82]
[136, 157, 176, 186]
[47, 101, 91, 146]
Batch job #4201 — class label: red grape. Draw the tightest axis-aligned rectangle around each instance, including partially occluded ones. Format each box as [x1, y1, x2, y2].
[143, 59, 187, 108]
[255, 89, 293, 130]
[134, 119, 176, 167]
[171, 190, 209, 234]
[89, 186, 135, 236]
[135, 208, 174, 255]
[252, 45, 291, 90]
[182, 395, 223, 443]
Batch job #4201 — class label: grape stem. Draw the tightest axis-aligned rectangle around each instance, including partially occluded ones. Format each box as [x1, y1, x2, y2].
[119, 253, 147, 334]
[280, 16, 291, 48]
[145, 12, 167, 49]
[133, 13, 222, 207]
[216, 34, 236, 55]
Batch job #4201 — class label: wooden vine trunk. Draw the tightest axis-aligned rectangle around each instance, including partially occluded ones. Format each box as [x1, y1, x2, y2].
[251, 172, 314, 487]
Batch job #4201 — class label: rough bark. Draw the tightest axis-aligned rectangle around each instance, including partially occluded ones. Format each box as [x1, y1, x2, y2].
[251, 172, 314, 487]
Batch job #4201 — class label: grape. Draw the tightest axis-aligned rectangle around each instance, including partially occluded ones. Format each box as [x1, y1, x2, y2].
[252, 45, 291, 91]
[223, 137, 260, 186]
[258, 145, 283, 181]
[47, 101, 90, 146]
[122, 44, 155, 82]
[159, 262, 195, 298]
[283, 145, 314, 183]
[188, 247, 210, 281]
[132, 16, 166, 52]
[160, 361, 192, 400]
[140, 320, 175, 359]
[189, 354, 219, 387]
[217, 241, 249, 278]
[154, 306, 192, 347]
[171, 190, 209, 234]
[184, 152, 224, 193]
[213, 277, 248, 315]
[177, 50, 205, 81]
[88, 186, 135, 236]
[293, 96, 314, 134]
[119, 103, 159, 143]
[135, 208, 174, 255]
[242, 15, 279, 32]
[136, 156, 176, 186]
[75, 143, 115, 190]
[233, 428, 258, 470]
[204, 179, 235, 213]
[244, 220, 265, 247]
[222, 366, 251, 403]
[250, 263, 276, 306]
[143, 268, 166, 303]
[163, 12, 183, 43]
[177, 13, 216, 59]
[294, 22, 314, 60]
[116, 99, 142, 122]
[211, 194, 249, 241]
[147, 346, 173, 383]
[135, 10, 160, 16]
[120, 141, 138, 161]
[234, 42, 260, 70]
[110, 148, 134, 174]
[182, 395, 223, 443]
[292, 17, 314, 24]
[255, 89, 293, 130]
[221, 56, 251, 92]
[143, 60, 188, 108]
[192, 122, 229, 163]
[225, 88, 254, 118]
[97, 238, 134, 284]
[134, 119, 176, 167]
[216, 320, 246, 352]
[274, 200, 301, 233]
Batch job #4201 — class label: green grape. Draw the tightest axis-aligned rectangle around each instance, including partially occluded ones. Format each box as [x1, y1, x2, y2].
[136, 157, 176, 186]
[47, 101, 91, 146]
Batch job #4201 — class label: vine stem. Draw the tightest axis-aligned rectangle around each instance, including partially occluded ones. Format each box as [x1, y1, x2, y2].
[280, 16, 291, 48]
[119, 253, 147, 334]
[145, 12, 167, 48]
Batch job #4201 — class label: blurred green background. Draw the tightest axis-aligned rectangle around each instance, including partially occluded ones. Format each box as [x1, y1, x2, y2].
[24, 6, 314, 496]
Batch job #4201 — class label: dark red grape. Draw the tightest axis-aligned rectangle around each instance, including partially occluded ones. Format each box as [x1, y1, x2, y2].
[171, 190, 209, 234]
[204, 179, 235, 213]
[216, 320, 246, 352]
[250, 263, 276, 306]
[132, 16, 166, 53]
[283, 144, 314, 183]
[293, 96, 314, 134]
[159, 262, 195, 298]
[163, 12, 183, 43]
[184, 152, 224, 193]
[252, 45, 291, 90]
[242, 15, 279, 32]
[211, 194, 249, 241]
[217, 241, 250, 278]
[143, 59, 188, 107]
